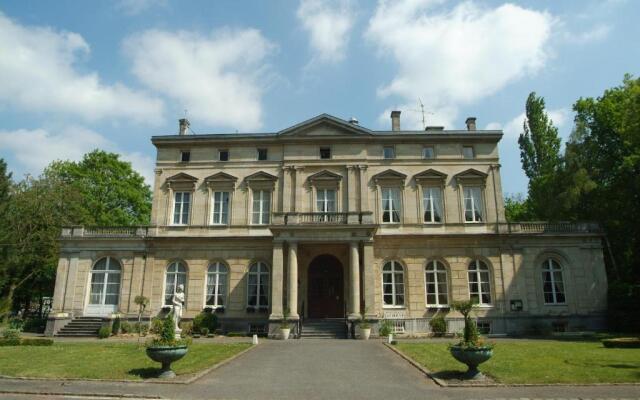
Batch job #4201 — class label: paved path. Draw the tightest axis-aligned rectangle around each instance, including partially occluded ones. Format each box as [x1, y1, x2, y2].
[0, 339, 638, 400]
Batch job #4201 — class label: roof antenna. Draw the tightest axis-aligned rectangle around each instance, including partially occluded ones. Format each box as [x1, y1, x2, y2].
[407, 98, 433, 129]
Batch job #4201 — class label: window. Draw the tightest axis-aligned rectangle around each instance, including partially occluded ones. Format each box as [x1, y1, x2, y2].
[211, 191, 230, 225]
[316, 189, 336, 213]
[381, 187, 401, 223]
[320, 147, 331, 159]
[462, 146, 475, 159]
[173, 192, 191, 225]
[206, 262, 228, 307]
[180, 151, 190, 162]
[468, 259, 491, 305]
[423, 187, 443, 223]
[165, 261, 187, 305]
[383, 146, 396, 159]
[425, 260, 448, 306]
[257, 148, 268, 161]
[476, 321, 491, 334]
[247, 262, 269, 308]
[463, 187, 483, 222]
[383, 261, 405, 307]
[89, 257, 122, 307]
[252, 189, 271, 225]
[219, 149, 229, 161]
[542, 258, 566, 304]
[423, 146, 435, 159]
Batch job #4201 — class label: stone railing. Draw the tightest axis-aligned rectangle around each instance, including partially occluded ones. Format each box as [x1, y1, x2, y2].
[272, 211, 374, 225]
[61, 226, 149, 238]
[506, 222, 602, 234]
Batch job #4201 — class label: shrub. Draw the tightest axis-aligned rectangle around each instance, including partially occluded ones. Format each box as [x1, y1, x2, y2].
[193, 311, 218, 334]
[21, 338, 53, 346]
[0, 338, 21, 346]
[200, 328, 210, 337]
[429, 314, 447, 336]
[98, 326, 112, 339]
[139, 323, 149, 336]
[227, 331, 247, 337]
[22, 317, 47, 333]
[120, 321, 132, 334]
[2, 328, 21, 340]
[180, 321, 193, 336]
[150, 318, 164, 335]
[9, 317, 24, 330]
[111, 317, 121, 335]
[378, 320, 392, 337]
[602, 337, 640, 348]
[147, 313, 189, 347]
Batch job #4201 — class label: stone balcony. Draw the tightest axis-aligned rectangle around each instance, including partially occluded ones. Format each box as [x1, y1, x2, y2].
[271, 212, 375, 225]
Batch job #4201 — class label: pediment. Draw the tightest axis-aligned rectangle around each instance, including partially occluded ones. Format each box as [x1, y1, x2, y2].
[244, 171, 278, 182]
[278, 114, 372, 137]
[372, 169, 407, 184]
[454, 168, 488, 182]
[166, 172, 198, 182]
[204, 172, 238, 183]
[307, 170, 343, 183]
[413, 169, 447, 183]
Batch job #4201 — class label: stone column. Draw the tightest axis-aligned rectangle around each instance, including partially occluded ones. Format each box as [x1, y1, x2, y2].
[269, 242, 284, 320]
[362, 241, 377, 319]
[294, 166, 304, 212]
[62, 255, 79, 312]
[282, 166, 293, 213]
[347, 165, 358, 212]
[288, 242, 299, 319]
[348, 241, 361, 320]
[358, 165, 369, 212]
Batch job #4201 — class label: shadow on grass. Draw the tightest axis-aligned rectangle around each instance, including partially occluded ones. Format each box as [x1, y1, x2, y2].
[128, 367, 162, 379]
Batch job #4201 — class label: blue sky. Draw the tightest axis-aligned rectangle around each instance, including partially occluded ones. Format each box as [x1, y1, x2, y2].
[0, 0, 637, 195]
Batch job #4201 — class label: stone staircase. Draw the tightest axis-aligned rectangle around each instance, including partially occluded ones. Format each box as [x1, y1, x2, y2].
[56, 317, 103, 337]
[301, 319, 348, 339]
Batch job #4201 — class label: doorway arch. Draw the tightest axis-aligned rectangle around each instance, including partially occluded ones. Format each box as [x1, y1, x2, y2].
[307, 254, 344, 318]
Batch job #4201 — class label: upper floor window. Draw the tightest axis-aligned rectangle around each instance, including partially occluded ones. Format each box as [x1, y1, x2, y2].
[173, 192, 191, 225]
[383, 260, 405, 307]
[316, 189, 336, 213]
[462, 146, 475, 159]
[211, 191, 230, 225]
[463, 187, 483, 222]
[206, 262, 228, 307]
[468, 259, 491, 305]
[257, 148, 268, 161]
[383, 146, 396, 159]
[320, 147, 331, 159]
[247, 262, 269, 309]
[423, 187, 443, 223]
[180, 151, 190, 162]
[423, 146, 435, 159]
[425, 260, 448, 306]
[165, 261, 187, 305]
[542, 258, 566, 304]
[252, 189, 271, 225]
[219, 149, 229, 161]
[381, 187, 401, 223]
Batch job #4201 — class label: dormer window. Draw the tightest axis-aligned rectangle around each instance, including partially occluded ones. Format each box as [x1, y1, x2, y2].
[257, 148, 268, 161]
[320, 147, 331, 159]
[180, 151, 190, 162]
[383, 146, 396, 159]
[219, 150, 229, 162]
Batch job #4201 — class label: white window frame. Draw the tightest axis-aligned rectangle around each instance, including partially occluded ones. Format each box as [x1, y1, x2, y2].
[88, 257, 122, 307]
[211, 191, 230, 225]
[381, 187, 402, 224]
[382, 260, 405, 308]
[542, 258, 566, 305]
[422, 186, 444, 224]
[425, 260, 449, 307]
[164, 261, 187, 305]
[316, 188, 337, 213]
[463, 186, 484, 223]
[172, 191, 191, 225]
[205, 262, 228, 308]
[251, 189, 271, 225]
[467, 259, 492, 306]
[247, 262, 270, 309]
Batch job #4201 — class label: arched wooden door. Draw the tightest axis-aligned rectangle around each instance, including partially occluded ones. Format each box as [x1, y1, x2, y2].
[307, 255, 344, 318]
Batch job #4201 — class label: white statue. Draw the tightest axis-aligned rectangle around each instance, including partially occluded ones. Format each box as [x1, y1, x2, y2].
[172, 284, 185, 334]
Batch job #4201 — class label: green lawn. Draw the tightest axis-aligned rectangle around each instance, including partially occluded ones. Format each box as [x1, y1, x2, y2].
[0, 342, 251, 380]
[396, 340, 640, 384]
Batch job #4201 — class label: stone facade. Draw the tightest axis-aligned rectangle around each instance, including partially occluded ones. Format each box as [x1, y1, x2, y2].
[46, 113, 607, 337]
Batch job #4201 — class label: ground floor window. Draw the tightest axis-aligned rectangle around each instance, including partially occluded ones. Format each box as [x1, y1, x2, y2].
[247, 262, 269, 309]
[467, 259, 491, 305]
[425, 260, 448, 306]
[206, 262, 227, 307]
[165, 261, 187, 305]
[383, 260, 405, 307]
[542, 258, 566, 304]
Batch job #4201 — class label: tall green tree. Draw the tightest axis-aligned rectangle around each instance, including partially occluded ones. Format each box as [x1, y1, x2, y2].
[47, 150, 152, 225]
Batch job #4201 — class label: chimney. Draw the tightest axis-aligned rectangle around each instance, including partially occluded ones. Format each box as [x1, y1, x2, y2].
[391, 110, 401, 131]
[179, 118, 190, 135]
[465, 117, 477, 131]
[349, 117, 359, 125]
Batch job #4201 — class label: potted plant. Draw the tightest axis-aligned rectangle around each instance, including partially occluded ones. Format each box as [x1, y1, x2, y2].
[449, 300, 493, 379]
[280, 308, 291, 340]
[358, 315, 371, 340]
[145, 312, 189, 378]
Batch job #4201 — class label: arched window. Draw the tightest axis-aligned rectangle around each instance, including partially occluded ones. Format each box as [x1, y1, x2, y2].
[425, 260, 448, 306]
[206, 262, 228, 307]
[165, 261, 187, 305]
[468, 259, 491, 305]
[382, 261, 405, 307]
[88, 257, 122, 312]
[247, 262, 269, 309]
[542, 258, 566, 304]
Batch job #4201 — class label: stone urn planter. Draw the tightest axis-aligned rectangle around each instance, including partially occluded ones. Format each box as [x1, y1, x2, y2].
[280, 327, 291, 340]
[358, 327, 371, 340]
[449, 345, 493, 379]
[146, 345, 189, 378]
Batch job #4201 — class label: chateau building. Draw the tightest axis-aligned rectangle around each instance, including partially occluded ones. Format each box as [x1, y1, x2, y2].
[46, 112, 608, 337]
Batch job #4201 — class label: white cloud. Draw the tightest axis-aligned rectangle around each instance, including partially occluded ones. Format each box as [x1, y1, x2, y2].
[0, 126, 155, 184]
[297, 0, 355, 63]
[116, 0, 167, 16]
[0, 12, 164, 124]
[486, 107, 570, 139]
[124, 28, 275, 131]
[562, 24, 611, 44]
[366, 0, 553, 129]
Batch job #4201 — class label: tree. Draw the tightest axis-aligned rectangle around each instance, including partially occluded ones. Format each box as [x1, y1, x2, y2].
[503, 194, 535, 222]
[47, 150, 151, 226]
